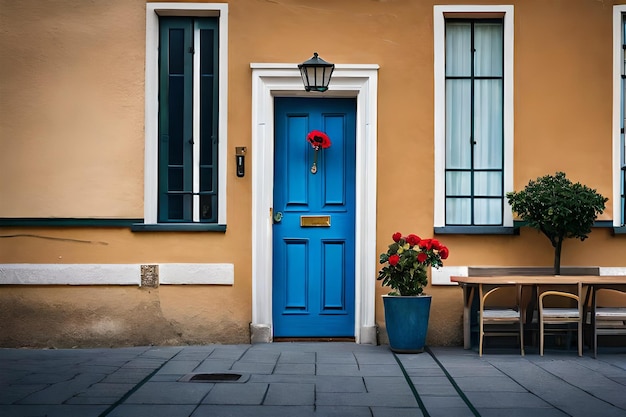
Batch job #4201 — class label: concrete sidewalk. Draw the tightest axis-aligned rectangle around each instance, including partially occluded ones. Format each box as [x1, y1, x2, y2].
[0, 343, 625, 417]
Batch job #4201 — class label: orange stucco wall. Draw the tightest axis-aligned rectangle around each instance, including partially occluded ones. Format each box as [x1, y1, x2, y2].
[1, 0, 625, 348]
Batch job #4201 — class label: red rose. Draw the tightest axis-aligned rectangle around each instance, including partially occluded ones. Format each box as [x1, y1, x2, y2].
[388, 254, 400, 266]
[419, 239, 432, 250]
[417, 252, 428, 263]
[406, 234, 421, 246]
[439, 246, 449, 260]
[307, 130, 331, 149]
[431, 239, 441, 250]
[392, 232, 402, 243]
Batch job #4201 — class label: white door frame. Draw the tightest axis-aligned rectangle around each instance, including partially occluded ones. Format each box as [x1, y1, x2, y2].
[250, 63, 379, 344]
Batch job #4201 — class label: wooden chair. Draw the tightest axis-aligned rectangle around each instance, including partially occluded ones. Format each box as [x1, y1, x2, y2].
[538, 283, 582, 356]
[588, 288, 626, 358]
[479, 284, 524, 356]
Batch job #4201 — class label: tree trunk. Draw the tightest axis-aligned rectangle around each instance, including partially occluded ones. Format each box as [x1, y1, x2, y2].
[554, 238, 563, 275]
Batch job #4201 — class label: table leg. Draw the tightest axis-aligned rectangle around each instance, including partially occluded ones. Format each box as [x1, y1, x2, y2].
[462, 285, 475, 349]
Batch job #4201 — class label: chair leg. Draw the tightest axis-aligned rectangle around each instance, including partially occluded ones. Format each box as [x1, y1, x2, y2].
[519, 314, 524, 356]
[577, 321, 582, 357]
[593, 323, 598, 359]
[539, 314, 543, 356]
[479, 320, 484, 357]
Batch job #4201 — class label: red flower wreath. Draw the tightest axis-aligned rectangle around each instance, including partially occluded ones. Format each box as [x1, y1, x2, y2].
[306, 130, 331, 150]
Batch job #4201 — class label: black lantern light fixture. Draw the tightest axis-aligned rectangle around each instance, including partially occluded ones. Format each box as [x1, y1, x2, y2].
[298, 52, 335, 92]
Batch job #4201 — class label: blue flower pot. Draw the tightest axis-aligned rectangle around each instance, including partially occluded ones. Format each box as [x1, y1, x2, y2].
[382, 295, 432, 353]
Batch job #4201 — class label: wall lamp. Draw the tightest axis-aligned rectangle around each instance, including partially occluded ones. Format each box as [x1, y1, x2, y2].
[298, 52, 335, 92]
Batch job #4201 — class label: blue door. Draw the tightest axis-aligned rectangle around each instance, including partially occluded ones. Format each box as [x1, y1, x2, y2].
[273, 97, 356, 337]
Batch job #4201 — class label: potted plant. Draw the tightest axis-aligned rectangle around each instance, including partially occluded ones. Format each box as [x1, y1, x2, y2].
[506, 172, 607, 275]
[378, 232, 449, 353]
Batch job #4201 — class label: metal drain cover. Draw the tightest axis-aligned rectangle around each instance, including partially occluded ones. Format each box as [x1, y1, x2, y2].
[179, 372, 250, 383]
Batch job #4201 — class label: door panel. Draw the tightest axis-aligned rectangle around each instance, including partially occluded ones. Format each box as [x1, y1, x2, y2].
[273, 97, 356, 337]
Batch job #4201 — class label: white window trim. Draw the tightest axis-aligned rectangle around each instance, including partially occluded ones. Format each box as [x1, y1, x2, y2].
[433, 5, 514, 228]
[613, 6, 626, 227]
[249, 63, 379, 344]
[145, 3, 228, 225]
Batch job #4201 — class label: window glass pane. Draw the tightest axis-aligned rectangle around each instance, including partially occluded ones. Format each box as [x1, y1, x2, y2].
[168, 195, 184, 220]
[474, 199, 502, 225]
[474, 172, 502, 196]
[200, 167, 213, 192]
[200, 195, 214, 220]
[168, 167, 184, 191]
[200, 78, 214, 165]
[168, 76, 184, 165]
[168, 29, 185, 75]
[474, 79, 503, 169]
[446, 198, 471, 225]
[200, 29, 215, 75]
[474, 23, 503, 77]
[446, 171, 471, 196]
[445, 22, 471, 76]
[446, 79, 471, 169]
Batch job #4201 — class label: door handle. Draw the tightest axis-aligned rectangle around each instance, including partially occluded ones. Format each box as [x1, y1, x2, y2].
[273, 211, 283, 223]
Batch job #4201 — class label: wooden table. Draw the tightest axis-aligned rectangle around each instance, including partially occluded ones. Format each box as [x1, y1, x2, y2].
[450, 275, 621, 350]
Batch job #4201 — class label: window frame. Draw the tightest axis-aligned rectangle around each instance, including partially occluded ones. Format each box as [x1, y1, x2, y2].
[433, 5, 514, 233]
[613, 5, 626, 231]
[142, 3, 228, 230]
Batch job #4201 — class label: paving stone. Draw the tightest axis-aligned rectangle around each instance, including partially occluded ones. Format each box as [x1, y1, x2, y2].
[264, 382, 315, 405]
[192, 405, 316, 417]
[0, 384, 49, 404]
[479, 408, 569, 417]
[0, 404, 108, 417]
[315, 405, 373, 416]
[453, 375, 527, 392]
[363, 376, 414, 395]
[17, 373, 107, 404]
[65, 395, 119, 405]
[316, 352, 358, 365]
[316, 363, 360, 376]
[358, 364, 404, 376]
[100, 368, 154, 383]
[16, 372, 77, 384]
[77, 382, 136, 397]
[273, 362, 315, 375]
[371, 407, 425, 417]
[231, 361, 276, 374]
[277, 350, 316, 363]
[315, 376, 366, 393]
[464, 391, 551, 408]
[208, 346, 249, 360]
[203, 382, 268, 405]
[248, 374, 317, 384]
[193, 359, 236, 372]
[124, 381, 213, 404]
[156, 359, 202, 374]
[121, 358, 166, 369]
[107, 404, 198, 417]
[316, 392, 418, 407]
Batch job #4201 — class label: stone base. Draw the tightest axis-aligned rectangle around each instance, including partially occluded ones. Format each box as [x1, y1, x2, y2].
[250, 323, 271, 343]
[359, 325, 378, 345]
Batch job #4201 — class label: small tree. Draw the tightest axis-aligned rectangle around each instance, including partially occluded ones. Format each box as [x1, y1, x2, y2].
[506, 172, 607, 275]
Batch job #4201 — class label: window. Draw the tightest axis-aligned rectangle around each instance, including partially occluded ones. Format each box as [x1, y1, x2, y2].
[159, 17, 218, 223]
[615, 6, 626, 228]
[445, 19, 503, 226]
[139, 3, 228, 231]
[434, 6, 514, 232]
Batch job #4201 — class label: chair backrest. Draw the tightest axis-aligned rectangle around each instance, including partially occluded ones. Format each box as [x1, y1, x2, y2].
[539, 285, 580, 309]
[481, 285, 519, 309]
[595, 288, 626, 308]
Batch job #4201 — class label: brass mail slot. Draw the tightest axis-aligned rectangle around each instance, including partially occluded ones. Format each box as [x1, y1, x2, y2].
[300, 215, 331, 227]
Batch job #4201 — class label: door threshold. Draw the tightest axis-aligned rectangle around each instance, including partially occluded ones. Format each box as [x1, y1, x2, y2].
[273, 337, 356, 343]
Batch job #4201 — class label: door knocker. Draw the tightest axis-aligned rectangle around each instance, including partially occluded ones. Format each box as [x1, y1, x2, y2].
[306, 130, 331, 174]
